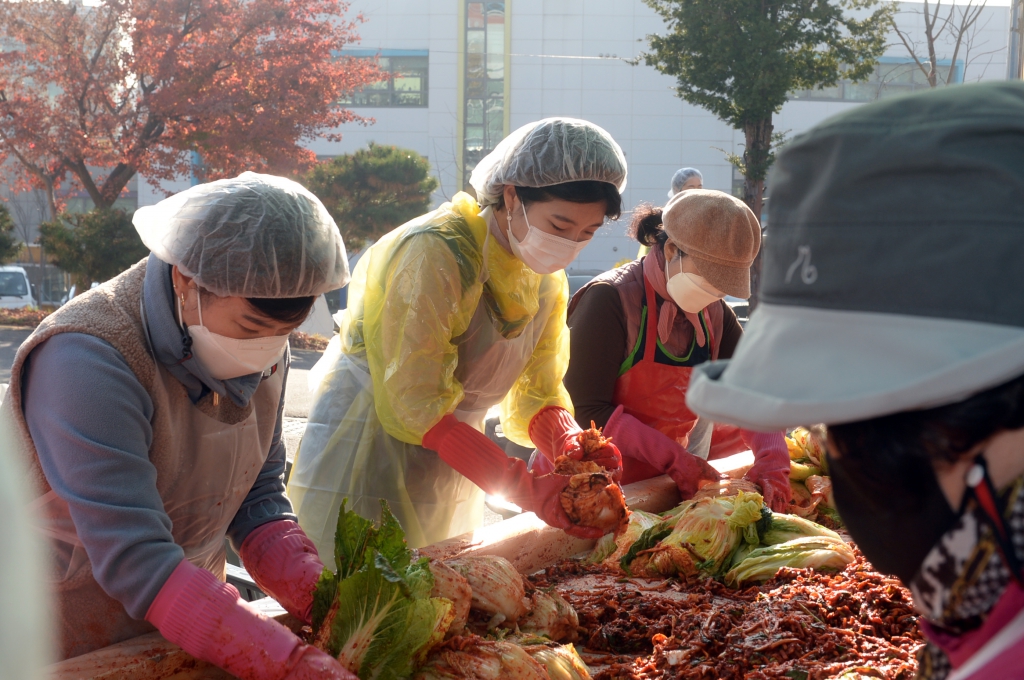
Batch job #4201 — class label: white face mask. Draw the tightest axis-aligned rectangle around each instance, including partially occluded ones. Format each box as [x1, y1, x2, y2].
[507, 203, 589, 275]
[182, 293, 289, 380]
[665, 256, 724, 314]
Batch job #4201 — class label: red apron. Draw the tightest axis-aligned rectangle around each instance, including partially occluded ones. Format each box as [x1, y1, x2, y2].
[612, 274, 715, 485]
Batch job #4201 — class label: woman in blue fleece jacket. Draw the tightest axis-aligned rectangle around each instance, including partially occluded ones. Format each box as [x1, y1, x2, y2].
[7, 173, 356, 680]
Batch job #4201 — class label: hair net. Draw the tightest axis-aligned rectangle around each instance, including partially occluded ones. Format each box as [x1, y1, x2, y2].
[669, 167, 703, 197]
[469, 117, 628, 207]
[133, 172, 349, 298]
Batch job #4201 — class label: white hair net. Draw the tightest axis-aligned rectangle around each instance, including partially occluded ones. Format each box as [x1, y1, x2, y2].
[469, 117, 627, 207]
[134, 172, 349, 298]
[669, 167, 703, 197]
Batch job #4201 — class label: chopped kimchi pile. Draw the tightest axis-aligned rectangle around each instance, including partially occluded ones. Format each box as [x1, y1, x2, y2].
[529, 551, 922, 679]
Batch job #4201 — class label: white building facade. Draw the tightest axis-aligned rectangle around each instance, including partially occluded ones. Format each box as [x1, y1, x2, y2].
[0, 1, 1010, 303]
[147, 0, 1011, 273]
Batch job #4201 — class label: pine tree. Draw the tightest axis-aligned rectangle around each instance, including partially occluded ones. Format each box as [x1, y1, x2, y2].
[305, 144, 440, 250]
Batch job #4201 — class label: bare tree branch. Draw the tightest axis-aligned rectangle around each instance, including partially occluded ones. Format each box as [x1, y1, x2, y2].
[890, 19, 931, 79]
[946, 2, 987, 84]
[957, 3, 994, 82]
[891, 0, 989, 88]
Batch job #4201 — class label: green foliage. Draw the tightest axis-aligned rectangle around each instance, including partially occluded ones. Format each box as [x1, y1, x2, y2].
[640, 0, 894, 182]
[305, 143, 439, 250]
[38, 208, 148, 288]
[0, 202, 21, 264]
[715, 130, 791, 180]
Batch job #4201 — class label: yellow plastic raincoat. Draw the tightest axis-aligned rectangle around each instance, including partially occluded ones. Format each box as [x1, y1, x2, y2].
[288, 193, 572, 557]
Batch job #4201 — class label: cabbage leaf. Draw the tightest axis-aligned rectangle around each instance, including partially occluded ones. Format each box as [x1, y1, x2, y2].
[523, 643, 593, 680]
[312, 499, 453, 679]
[724, 536, 855, 587]
[623, 491, 765, 577]
[587, 509, 662, 565]
[761, 513, 842, 545]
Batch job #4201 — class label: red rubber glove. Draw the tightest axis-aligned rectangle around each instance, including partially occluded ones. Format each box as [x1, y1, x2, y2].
[741, 430, 793, 512]
[529, 406, 622, 475]
[604, 405, 723, 499]
[424, 414, 605, 539]
[146, 560, 356, 680]
[239, 520, 323, 624]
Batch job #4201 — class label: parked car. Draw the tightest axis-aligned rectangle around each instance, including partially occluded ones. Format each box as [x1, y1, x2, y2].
[0, 266, 36, 309]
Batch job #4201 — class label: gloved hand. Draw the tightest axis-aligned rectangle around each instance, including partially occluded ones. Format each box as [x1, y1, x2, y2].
[146, 560, 356, 680]
[529, 406, 622, 475]
[239, 520, 323, 624]
[741, 430, 793, 512]
[604, 405, 723, 499]
[424, 414, 605, 539]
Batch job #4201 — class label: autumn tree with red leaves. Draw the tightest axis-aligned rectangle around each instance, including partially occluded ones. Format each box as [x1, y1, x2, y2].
[0, 0, 382, 218]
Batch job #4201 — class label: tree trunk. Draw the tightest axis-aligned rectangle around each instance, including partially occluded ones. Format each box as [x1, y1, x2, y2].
[43, 177, 59, 223]
[99, 163, 139, 208]
[69, 160, 112, 210]
[742, 116, 773, 311]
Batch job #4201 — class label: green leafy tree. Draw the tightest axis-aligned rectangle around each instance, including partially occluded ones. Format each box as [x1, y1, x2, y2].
[38, 208, 149, 290]
[305, 143, 440, 250]
[640, 0, 893, 304]
[0, 202, 22, 264]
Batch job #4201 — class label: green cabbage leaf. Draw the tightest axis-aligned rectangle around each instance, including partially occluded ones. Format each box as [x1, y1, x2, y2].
[724, 536, 855, 587]
[311, 500, 454, 679]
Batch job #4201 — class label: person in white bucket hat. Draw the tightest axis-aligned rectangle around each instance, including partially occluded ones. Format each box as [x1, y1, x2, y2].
[686, 81, 1024, 680]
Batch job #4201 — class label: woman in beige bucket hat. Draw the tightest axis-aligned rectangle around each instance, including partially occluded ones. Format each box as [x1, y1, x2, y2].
[556, 189, 793, 512]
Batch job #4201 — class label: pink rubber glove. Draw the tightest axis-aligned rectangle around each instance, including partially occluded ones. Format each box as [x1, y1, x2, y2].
[239, 520, 323, 624]
[146, 560, 356, 680]
[424, 414, 605, 539]
[741, 430, 793, 512]
[529, 406, 623, 475]
[604, 405, 723, 499]
[708, 423, 746, 460]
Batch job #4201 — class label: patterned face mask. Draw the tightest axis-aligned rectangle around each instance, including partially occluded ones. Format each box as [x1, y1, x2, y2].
[911, 458, 1024, 680]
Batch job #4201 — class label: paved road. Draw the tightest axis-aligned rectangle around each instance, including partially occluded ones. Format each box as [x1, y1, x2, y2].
[0, 326, 32, 383]
[286, 348, 320, 418]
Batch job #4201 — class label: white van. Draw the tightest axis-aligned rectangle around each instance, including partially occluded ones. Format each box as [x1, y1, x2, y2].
[0, 266, 36, 309]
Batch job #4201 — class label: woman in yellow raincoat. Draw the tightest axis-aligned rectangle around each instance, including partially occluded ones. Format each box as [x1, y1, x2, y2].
[289, 118, 627, 557]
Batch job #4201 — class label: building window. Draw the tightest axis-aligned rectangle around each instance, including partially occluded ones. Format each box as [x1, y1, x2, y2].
[339, 50, 428, 107]
[793, 57, 963, 102]
[463, 1, 505, 183]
